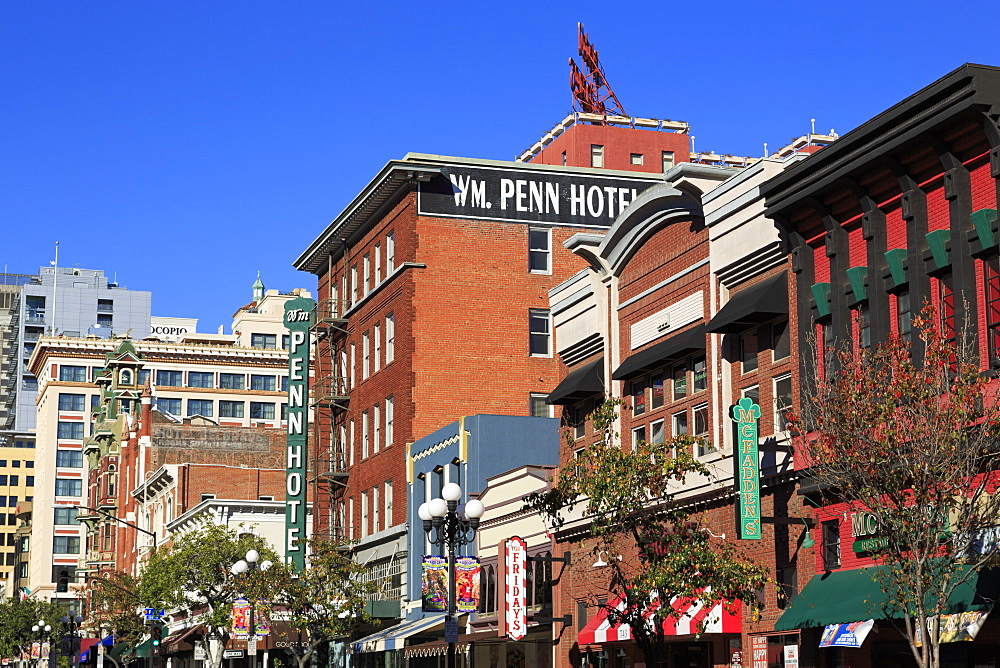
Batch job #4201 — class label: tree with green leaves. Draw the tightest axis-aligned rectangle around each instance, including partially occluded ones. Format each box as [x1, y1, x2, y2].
[141, 525, 279, 668]
[265, 539, 377, 668]
[0, 598, 64, 663]
[527, 399, 770, 668]
[794, 309, 1000, 668]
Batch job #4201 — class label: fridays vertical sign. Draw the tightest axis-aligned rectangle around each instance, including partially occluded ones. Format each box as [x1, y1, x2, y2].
[284, 297, 315, 569]
[498, 537, 527, 641]
[731, 398, 762, 540]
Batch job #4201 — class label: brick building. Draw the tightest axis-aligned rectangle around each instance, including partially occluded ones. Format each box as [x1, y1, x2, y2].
[761, 63, 1000, 667]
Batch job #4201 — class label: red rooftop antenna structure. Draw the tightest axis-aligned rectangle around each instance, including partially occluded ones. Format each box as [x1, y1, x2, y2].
[569, 22, 628, 120]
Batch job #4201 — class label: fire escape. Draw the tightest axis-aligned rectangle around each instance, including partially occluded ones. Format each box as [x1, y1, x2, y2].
[310, 287, 351, 544]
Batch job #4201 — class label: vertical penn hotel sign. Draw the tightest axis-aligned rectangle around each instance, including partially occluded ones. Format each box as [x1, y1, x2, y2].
[283, 297, 315, 569]
[731, 398, 762, 540]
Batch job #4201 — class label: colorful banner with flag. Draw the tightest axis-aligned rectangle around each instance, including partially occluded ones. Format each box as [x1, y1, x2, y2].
[422, 556, 448, 612]
[456, 556, 481, 612]
[232, 598, 251, 639]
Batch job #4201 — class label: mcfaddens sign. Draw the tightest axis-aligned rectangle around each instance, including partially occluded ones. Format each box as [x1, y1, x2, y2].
[283, 297, 315, 569]
[418, 164, 664, 227]
[732, 398, 762, 540]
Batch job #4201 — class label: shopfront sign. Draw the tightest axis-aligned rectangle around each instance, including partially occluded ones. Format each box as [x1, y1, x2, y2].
[851, 511, 887, 553]
[499, 536, 528, 641]
[731, 398, 762, 540]
[914, 610, 990, 646]
[819, 620, 875, 648]
[283, 297, 315, 570]
[418, 165, 661, 228]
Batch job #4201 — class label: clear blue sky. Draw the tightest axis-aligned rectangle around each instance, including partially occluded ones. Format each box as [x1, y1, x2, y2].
[2, 1, 997, 332]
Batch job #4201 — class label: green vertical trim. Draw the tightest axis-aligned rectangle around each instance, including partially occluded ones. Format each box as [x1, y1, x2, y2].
[972, 208, 998, 250]
[845, 266, 868, 302]
[925, 230, 951, 270]
[811, 283, 832, 318]
[884, 249, 907, 287]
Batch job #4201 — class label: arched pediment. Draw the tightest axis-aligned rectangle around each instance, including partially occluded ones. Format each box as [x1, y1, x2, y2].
[598, 183, 704, 277]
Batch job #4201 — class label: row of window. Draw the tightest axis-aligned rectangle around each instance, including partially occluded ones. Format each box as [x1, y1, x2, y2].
[156, 398, 283, 420]
[477, 554, 552, 615]
[738, 320, 790, 373]
[54, 479, 82, 497]
[0, 460, 32, 469]
[336, 231, 396, 314]
[631, 353, 707, 416]
[587, 144, 675, 172]
[57, 367, 287, 391]
[0, 476, 30, 487]
[341, 397, 395, 462]
[360, 315, 396, 381]
[249, 333, 290, 350]
[356, 481, 394, 539]
[632, 403, 712, 456]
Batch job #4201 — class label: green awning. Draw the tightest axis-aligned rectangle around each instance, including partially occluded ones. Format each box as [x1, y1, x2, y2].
[775, 566, 1000, 631]
[109, 642, 133, 658]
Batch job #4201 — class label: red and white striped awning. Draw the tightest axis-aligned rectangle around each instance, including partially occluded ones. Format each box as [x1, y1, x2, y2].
[578, 592, 741, 645]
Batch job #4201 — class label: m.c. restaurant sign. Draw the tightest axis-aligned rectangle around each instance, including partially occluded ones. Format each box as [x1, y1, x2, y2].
[731, 398, 761, 540]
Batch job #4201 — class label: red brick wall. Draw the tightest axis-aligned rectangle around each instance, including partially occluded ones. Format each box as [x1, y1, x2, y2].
[531, 123, 691, 173]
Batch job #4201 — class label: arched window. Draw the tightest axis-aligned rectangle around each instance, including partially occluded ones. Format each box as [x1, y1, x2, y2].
[119, 369, 133, 386]
[106, 466, 117, 499]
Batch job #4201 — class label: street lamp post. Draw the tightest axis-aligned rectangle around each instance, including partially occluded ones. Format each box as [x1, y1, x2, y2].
[30, 620, 51, 668]
[417, 483, 485, 668]
[61, 612, 84, 668]
[230, 550, 273, 668]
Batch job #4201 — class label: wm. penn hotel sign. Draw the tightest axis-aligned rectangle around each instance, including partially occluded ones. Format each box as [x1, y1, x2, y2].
[731, 398, 762, 540]
[418, 164, 660, 228]
[283, 297, 315, 569]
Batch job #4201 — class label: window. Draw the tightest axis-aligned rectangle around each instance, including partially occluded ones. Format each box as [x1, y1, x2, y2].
[672, 365, 687, 400]
[281, 376, 288, 392]
[106, 470, 116, 497]
[385, 396, 394, 448]
[384, 481, 393, 530]
[386, 232, 395, 273]
[220, 401, 244, 418]
[630, 153, 644, 166]
[54, 507, 78, 525]
[529, 309, 551, 356]
[662, 151, 675, 172]
[220, 373, 245, 390]
[590, 144, 604, 168]
[374, 404, 381, 454]
[26, 477, 33, 486]
[530, 394, 552, 418]
[632, 426, 646, 448]
[349, 420, 356, 466]
[157, 370, 182, 387]
[774, 374, 793, 432]
[374, 323, 381, 373]
[201, 493, 216, 502]
[822, 520, 841, 570]
[361, 490, 369, 538]
[53, 536, 80, 554]
[57, 422, 84, 440]
[59, 366, 87, 382]
[569, 402, 586, 439]
[561, 151, 567, 166]
[528, 228, 551, 273]
[8, 476, 17, 487]
[350, 265, 358, 303]
[385, 313, 395, 363]
[55, 450, 83, 468]
[672, 411, 688, 436]
[58, 394, 85, 411]
[650, 373, 665, 409]
[249, 402, 275, 420]
[362, 331, 370, 379]
[938, 274, 956, 350]
[188, 372, 214, 388]
[350, 343, 356, 387]
[158, 398, 181, 415]
[632, 378, 646, 416]
[97, 314, 113, 327]
[856, 304, 871, 350]
[363, 254, 371, 295]
[187, 399, 213, 417]
[374, 243, 382, 284]
[138, 369, 151, 386]
[692, 356, 707, 393]
[362, 411, 370, 459]
[372, 485, 380, 533]
[55, 479, 82, 497]
[281, 334, 290, 351]
[693, 404, 712, 456]
[740, 332, 758, 373]
[771, 320, 790, 360]
[250, 375, 276, 392]
[650, 419, 665, 445]
[897, 290, 913, 349]
[742, 385, 760, 405]
[119, 369, 133, 386]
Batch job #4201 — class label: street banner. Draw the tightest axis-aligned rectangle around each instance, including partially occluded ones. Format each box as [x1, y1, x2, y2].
[232, 598, 251, 639]
[915, 610, 990, 646]
[254, 601, 271, 637]
[456, 556, 481, 612]
[422, 556, 448, 612]
[819, 620, 875, 648]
